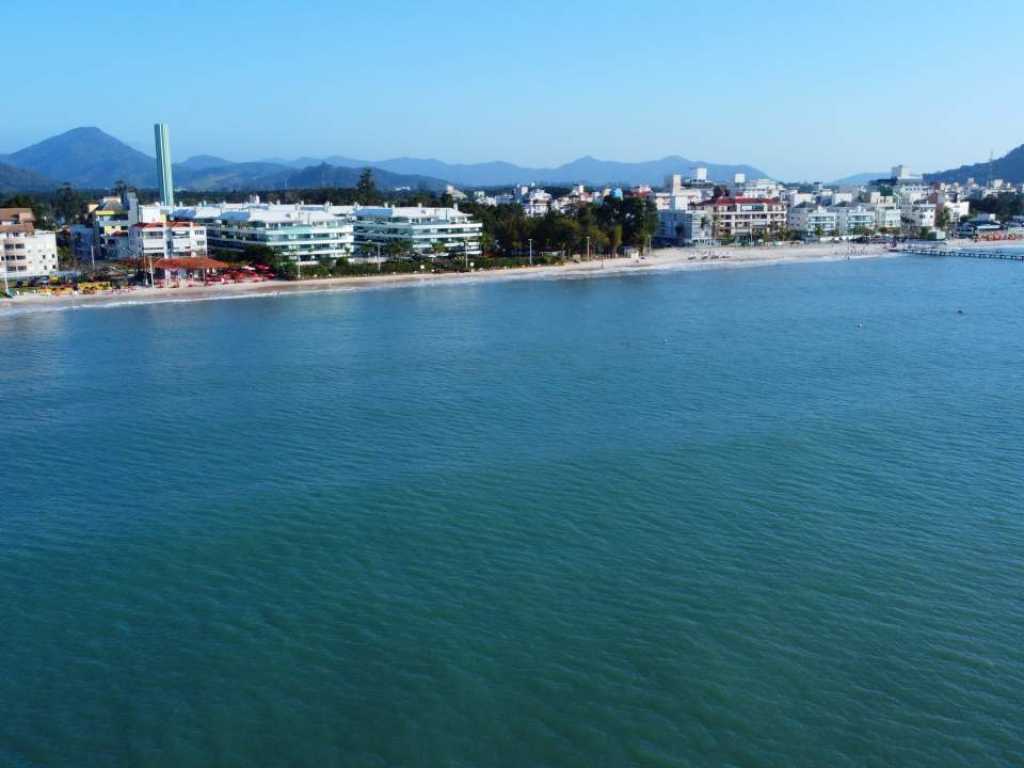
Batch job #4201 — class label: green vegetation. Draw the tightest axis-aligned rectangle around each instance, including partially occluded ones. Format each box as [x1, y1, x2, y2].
[461, 196, 657, 258]
[971, 193, 1024, 221]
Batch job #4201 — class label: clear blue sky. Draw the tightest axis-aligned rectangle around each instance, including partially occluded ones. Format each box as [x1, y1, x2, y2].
[6, 0, 1024, 180]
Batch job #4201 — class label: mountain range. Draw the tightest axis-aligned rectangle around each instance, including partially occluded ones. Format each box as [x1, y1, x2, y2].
[0, 162, 56, 194]
[925, 144, 1024, 185]
[829, 171, 889, 187]
[1, 127, 770, 194]
[283, 155, 767, 188]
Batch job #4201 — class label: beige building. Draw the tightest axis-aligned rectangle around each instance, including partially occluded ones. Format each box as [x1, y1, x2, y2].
[694, 197, 787, 240]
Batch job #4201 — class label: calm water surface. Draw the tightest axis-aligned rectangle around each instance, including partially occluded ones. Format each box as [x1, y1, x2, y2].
[2, 256, 1023, 767]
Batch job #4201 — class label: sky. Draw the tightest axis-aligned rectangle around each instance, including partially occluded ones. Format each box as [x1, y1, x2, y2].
[5, 0, 1024, 180]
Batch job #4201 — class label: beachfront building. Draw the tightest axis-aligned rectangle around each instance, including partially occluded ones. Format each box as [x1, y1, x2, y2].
[0, 208, 59, 280]
[957, 214, 1001, 238]
[787, 205, 837, 239]
[71, 195, 133, 261]
[173, 203, 356, 265]
[901, 201, 936, 232]
[875, 206, 901, 232]
[694, 197, 786, 241]
[833, 204, 877, 236]
[656, 208, 714, 246]
[127, 220, 208, 263]
[353, 205, 482, 258]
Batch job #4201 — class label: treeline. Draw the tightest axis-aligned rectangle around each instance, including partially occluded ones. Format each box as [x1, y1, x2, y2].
[970, 193, 1024, 221]
[229, 244, 565, 281]
[460, 197, 658, 257]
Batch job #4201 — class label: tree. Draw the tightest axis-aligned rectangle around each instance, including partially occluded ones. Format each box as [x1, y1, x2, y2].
[384, 239, 413, 259]
[609, 224, 623, 255]
[356, 168, 380, 204]
[935, 206, 950, 230]
[54, 183, 83, 225]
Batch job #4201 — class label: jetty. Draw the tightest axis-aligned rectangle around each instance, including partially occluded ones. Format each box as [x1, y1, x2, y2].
[894, 245, 1024, 261]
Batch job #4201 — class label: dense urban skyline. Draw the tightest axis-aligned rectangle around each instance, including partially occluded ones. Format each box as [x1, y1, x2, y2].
[6, 0, 1024, 180]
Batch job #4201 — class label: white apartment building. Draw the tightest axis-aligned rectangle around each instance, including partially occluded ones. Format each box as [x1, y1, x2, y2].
[738, 178, 784, 199]
[127, 221, 208, 262]
[173, 202, 482, 262]
[1, 208, 58, 280]
[353, 205, 482, 257]
[518, 187, 552, 217]
[833, 205, 877, 235]
[781, 190, 815, 208]
[819, 190, 854, 206]
[174, 203, 356, 264]
[875, 207, 902, 231]
[901, 201, 936, 231]
[787, 205, 837, 238]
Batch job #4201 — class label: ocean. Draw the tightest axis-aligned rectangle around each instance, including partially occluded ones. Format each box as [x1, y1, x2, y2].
[2, 255, 1022, 767]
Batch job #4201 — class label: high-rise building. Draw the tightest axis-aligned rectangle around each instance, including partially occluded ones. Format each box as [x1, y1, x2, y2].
[154, 123, 174, 207]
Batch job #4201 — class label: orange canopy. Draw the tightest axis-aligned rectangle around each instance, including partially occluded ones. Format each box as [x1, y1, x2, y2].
[151, 257, 230, 271]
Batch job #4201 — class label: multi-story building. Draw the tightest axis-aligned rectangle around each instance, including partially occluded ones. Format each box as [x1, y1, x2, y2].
[127, 220, 207, 262]
[175, 203, 356, 264]
[172, 201, 481, 262]
[901, 201, 936, 232]
[71, 195, 132, 261]
[352, 205, 482, 257]
[656, 208, 714, 246]
[694, 197, 786, 240]
[518, 187, 552, 217]
[833, 204, 877, 235]
[787, 205, 837, 238]
[0, 208, 59, 281]
[875, 206, 902, 232]
[738, 178, 785, 199]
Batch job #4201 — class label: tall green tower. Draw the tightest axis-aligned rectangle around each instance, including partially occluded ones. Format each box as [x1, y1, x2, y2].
[154, 123, 174, 207]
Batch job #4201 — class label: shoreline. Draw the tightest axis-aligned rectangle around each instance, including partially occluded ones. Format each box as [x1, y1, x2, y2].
[1, 242, 897, 316]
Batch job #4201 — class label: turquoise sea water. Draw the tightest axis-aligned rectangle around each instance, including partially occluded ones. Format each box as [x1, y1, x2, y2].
[2, 256, 1023, 767]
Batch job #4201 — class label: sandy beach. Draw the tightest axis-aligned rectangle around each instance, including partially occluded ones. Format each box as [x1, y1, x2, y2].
[0, 241, 896, 315]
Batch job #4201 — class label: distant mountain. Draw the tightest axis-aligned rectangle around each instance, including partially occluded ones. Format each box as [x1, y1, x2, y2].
[285, 163, 448, 192]
[926, 145, 1024, 184]
[177, 155, 233, 172]
[2, 126, 769, 193]
[830, 172, 888, 187]
[257, 156, 325, 169]
[3, 127, 156, 188]
[305, 154, 768, 187]
[0, 162, 56, 193]
[175, 162, 293, 190]
[169, 161, 448, 193]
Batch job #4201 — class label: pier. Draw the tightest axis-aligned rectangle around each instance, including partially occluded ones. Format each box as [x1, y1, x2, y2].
[894, 245, 1024, 261]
